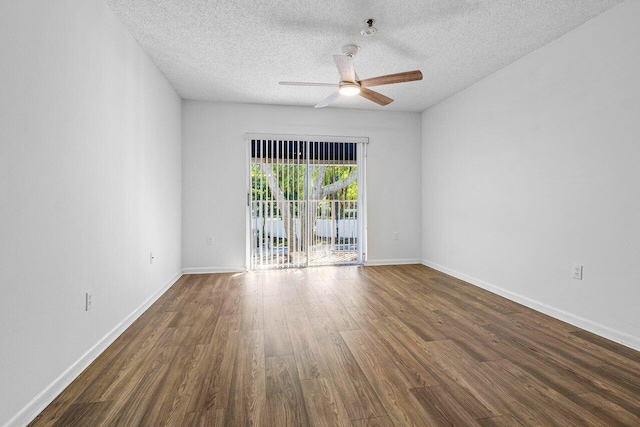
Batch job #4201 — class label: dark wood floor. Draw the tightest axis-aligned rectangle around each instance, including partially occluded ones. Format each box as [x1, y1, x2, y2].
[31, 265, 640, 426]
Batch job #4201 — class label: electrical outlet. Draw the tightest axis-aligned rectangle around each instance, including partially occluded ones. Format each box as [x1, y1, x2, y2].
[150, 252, 155, 264]
[207, 236, 215, 246]
[393, 232, 399, 240]
[85, 291, 93, 311]
[572, 263, 583, 280]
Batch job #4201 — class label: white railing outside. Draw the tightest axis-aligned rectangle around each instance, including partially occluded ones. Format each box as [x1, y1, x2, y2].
[250, 199, 358, 269]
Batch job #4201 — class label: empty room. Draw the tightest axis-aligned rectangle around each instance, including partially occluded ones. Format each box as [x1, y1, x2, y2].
[2, 0, 640, 426]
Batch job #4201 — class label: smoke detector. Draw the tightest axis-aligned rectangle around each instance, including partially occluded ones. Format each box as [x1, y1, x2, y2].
[360, 19, 377, 37]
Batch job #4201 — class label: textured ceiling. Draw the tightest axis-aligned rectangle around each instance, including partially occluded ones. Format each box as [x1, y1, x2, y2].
[104, 0, 623, 112]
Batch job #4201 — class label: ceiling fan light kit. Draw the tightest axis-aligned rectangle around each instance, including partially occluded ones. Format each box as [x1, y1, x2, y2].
[279, 21, 422, 108]
[339, 82, 361, 96]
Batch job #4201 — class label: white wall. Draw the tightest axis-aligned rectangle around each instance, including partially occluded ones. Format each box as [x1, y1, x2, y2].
[182, 101, 421, 271]
[421, 0, 640, 349]
[0, 1, 182, 425]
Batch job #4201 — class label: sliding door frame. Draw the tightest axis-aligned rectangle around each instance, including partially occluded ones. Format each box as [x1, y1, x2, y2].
[245, 133, 368, 270]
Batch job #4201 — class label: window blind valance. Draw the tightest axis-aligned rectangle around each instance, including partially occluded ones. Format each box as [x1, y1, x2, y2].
[244, 133, 368, 144]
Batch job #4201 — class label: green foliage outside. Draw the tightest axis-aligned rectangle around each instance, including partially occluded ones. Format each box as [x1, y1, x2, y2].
[251, 164, 357, 202]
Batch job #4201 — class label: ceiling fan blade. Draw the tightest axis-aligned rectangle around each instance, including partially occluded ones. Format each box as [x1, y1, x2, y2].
[333, 54, 356, 83]
[359, 87, 393, 106]
[314, 91, 341, 108]
[279, 81, 339, 87]
[359, 70, 423, 88]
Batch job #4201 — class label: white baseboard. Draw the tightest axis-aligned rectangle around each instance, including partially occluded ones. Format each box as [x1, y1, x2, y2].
[182, 266, 247, 274]
[365, 258, 421, 266]
[421, 259, 640, 352]
[184, 262, 421, 273]
[4, 271, 183, 427]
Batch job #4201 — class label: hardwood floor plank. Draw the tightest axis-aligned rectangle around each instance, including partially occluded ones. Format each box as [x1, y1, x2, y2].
[310, 316, 388, 421]
[341, 330, 442, 426]
[482, 359, 598, 426]
[354, 313, 439, 388]
[77, 310, 178, 403]
[477, 414, 525, 426]
[483, 320, 596, 396]
[592, 363, 640, 397]
[510, 309, 579, 334]
[589, 385, 640, 417]
[353, 307, 495, 420]
[158, 344, 208, 426]
[160, 274, 201, 312]
[265, 355, 311, 427]
[432, 274, 523, 314]
[489, 325, 640, 418]
[224, 330, 266, 426]
[188, 297, 225, 346]
[186, 315, 241, 412]
[155, 325, 195, 349]
[240, 277, 262, 296]
[264, 295, 294, 357]
[204, 272, 233, 293]
[413, 340, 501, 419]
[570, 329, 640, 363]
[350, 416, 395, 427]
[302, 298, 331, 318]
[431, 309, 503, 361]
[567, 391, 640, 426]
[182, 408, 226, 426]
[563, 330, 640, 373]
[279, 281, 303, 305]
[135, 345, 197, 426]
[377, 279, 442, 312]
[285, 304, 331, 380]
[350, 295, 445, 343]
[50, 401, 112, 427]
[301, 378, 351, 427]
[322, 280, 363, 308]
[410, 385, 481, 426]
[295, 281, 331, 319]
[28, 309, 176, 425]
[240, 293, 264, 330]
[220, 287, 243, 316]
[503, 309, 640, 371]
[100, 342, 179, 426]
[483, 321, 605, 374]
[318, 294, 359, 331]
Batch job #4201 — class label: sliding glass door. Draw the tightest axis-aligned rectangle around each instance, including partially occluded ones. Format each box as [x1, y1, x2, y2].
[247, 137, 365, 269]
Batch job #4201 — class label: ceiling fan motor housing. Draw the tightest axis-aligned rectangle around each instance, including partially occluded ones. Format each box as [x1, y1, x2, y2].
[341, 44, 359, 57]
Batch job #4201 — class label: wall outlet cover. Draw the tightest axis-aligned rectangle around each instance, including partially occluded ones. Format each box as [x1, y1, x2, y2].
[572, 263, 583, 280]
[85, 291, 93, 311]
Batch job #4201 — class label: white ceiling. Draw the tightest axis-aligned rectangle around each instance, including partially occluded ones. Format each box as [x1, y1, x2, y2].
[104, 0, 623, 112]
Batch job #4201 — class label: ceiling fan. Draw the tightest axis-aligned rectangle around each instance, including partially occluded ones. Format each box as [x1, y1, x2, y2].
[279, 44, 423, 108]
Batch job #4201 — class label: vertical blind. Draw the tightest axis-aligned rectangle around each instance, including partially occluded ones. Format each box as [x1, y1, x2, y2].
[248, 137, 364, 269]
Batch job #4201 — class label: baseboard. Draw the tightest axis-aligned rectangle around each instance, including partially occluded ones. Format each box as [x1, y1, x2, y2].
[182, 266, 247, 274]
[365, 258, 421, 266]
[421, 259, 640, 352]
[183, 262, 422, 272]
[4, 271, 183, 427]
